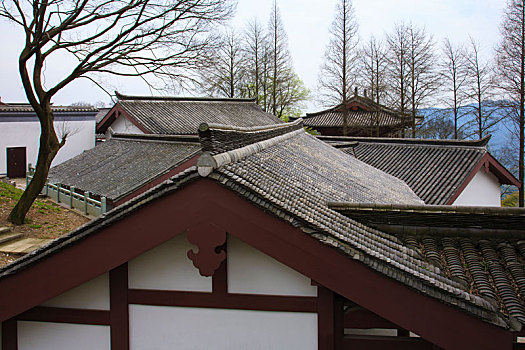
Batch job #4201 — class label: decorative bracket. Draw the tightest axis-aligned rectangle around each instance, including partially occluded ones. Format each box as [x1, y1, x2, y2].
[187, 222, 226, 277]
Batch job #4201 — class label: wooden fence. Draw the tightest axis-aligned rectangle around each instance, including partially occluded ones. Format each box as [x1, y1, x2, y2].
[27, 165, 107, 217]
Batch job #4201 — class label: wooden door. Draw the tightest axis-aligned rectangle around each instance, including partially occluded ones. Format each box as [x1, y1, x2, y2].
[6, 147, 26, 178]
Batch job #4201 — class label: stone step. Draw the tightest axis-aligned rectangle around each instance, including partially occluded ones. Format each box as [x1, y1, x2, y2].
[0, 232, 24, 245]
[0, 226, 11, 235]
[0, 238, 52, 254]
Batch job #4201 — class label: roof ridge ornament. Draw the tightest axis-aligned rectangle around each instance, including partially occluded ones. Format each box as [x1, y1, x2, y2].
[197, 120, 305, 177]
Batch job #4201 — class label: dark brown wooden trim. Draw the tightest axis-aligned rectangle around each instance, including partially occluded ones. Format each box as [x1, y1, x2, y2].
[343, 334, 436, 350]
[318, 285, 334, 350]
[334, 293, 344, 350]
[486, 153, 521, 188]
[1, 318, 17, 350]
[446, 154, 486, 205]
[110, 263, 129, 350]
[16, 306, 110, 325]
[128, 289, 317, 313]
[212, 241, 228, 294]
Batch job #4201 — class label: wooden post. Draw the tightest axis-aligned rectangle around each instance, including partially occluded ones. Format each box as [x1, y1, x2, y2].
[57, 184, 61, 203]
[84, 191, 90, 215]
[69, 186, 75, 209]
[110, 263, 129, 350]
[101, 197, 107, 214]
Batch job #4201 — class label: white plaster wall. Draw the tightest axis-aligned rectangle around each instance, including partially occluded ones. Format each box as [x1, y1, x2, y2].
[228, 236, 317, 296]
[129, 305, 317, 350]
[0, 119, 95, 175]
[128, 233, 212, 291]
[452, 169, 501, 207]
[18, 322, 110, 350]
[110, 116, 143, 135]
[40, 273, 109, 310]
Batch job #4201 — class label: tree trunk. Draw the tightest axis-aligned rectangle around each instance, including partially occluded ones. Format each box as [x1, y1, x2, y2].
[8, 110, 61, 225]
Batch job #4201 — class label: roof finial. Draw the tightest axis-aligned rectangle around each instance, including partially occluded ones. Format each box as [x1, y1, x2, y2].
[354, 87, 358, 96]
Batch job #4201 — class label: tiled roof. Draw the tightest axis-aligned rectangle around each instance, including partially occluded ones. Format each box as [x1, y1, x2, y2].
[330, 203, 525, 325]
[0, 104, 98, 113]
[300, 95, 409, 129]
[115, 93, 283, 135]
[301, 110, 406, 128]
[321, 136, 492, 205]
[1, 120, 519, 331]
[48, 134, 200, 201]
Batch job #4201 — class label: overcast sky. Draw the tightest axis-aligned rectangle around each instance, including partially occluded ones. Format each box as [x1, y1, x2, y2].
[0, 0, 505, 109]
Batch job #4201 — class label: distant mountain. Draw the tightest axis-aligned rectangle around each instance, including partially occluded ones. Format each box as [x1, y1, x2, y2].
[418, 101, 518, 177]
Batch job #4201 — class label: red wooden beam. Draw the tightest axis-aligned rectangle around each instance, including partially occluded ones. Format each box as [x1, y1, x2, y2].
[1, 318, 17, 350]
[343, 335, 436, 350]
[110, 263, 129, 350]
[318, 286, 335, 350]
[128, 289, 317, 313]
[16, 306, 109, 325]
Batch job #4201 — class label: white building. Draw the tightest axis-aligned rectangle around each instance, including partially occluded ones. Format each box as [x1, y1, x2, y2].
[0, 102, 97, 177]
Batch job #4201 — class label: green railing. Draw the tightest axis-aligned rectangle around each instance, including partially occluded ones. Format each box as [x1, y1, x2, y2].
[27, 164, 107, 217]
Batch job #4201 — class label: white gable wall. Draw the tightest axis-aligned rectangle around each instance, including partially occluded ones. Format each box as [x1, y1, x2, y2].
[15, 233, 318, 349]
[228, 236, 317, 296]
[129, 305, 317, 350]
[128, 233, 212, 292]
[18, 322, 110, 350]
[106, 115, 143, 139]
[452, 168, 501, 207]
[0, 118, 95, 176]
[40, 273, 109, 310]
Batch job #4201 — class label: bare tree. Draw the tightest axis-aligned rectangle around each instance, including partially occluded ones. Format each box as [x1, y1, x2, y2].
[386, 22, 410, 130]
[359, 35, 388, 136]
[0, 0, 234, 224]
[199, 28, 246, 98]
[241, 18, 267, 103]
[406, 24, 441, 138]
[387, 22, 440, 137]
[440, 38, 470, 139]
[466, 37, 500, 139]
[274, 70, 310, 120]
[360, 35, 388, 106]
[495, 0, 525, 207]
[268, 0, 292, 116]
[317, 0, 359, 136]
[257, 1, 308, 120]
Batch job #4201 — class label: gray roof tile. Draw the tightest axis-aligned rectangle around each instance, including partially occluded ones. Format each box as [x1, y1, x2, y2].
[322, 136, 489, 204]
[48, 135, 200, 201]
[116, 94, 282, 135]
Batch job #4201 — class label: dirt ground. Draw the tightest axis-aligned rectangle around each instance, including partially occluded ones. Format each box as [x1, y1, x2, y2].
[0, 188, 90, 267]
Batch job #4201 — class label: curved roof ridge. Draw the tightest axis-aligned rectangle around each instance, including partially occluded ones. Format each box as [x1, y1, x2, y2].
[302, 95, 401, 118]
[197, 121, 305, 177]
[198, 119, 304, 155]
[318, 135, 491, 148]
[115, 91, 256, 103]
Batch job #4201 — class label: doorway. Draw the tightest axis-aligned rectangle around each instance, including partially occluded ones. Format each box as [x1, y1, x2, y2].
[7, 147, 26, 178]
